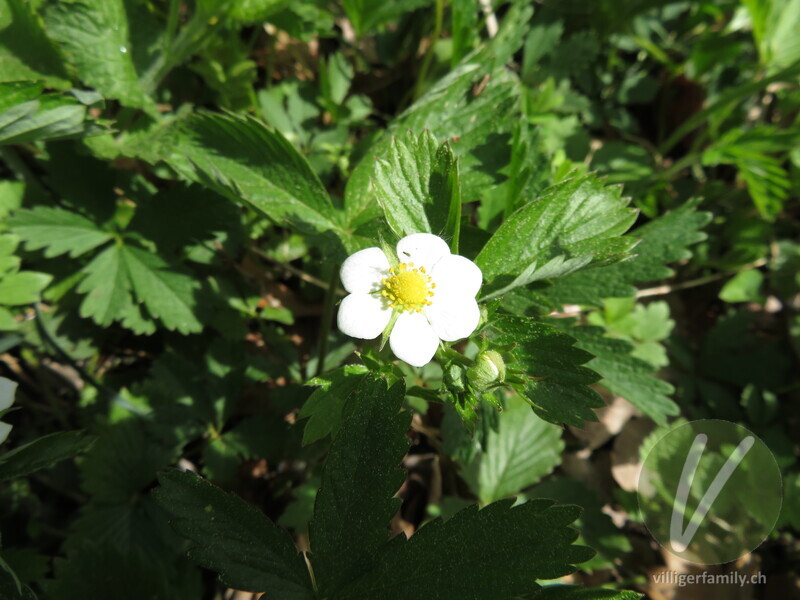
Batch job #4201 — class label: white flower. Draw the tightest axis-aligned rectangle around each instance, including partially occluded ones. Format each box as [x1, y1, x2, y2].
[337, 233, 482, 367]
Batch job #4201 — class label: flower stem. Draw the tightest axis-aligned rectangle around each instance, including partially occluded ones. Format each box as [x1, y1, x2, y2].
[315, 266, 340, 378]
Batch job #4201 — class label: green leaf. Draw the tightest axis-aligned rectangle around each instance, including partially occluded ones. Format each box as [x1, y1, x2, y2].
[123, 245, 203, 334]
[10, 206, 112, 258]
[299, 364, 368, 445]
[463, 396, 563, 505]
[476, 174, 638, 299]
[44, 0, 151, 109]
[333, 499, 593, 600]
[540, 198, 710, 308]
[567, 325, 678, 426]
[154, 469, 314, 599]
[165, 112, 343, 240]
[341, 0, 432, 35]
[0, 271, 51, 305]
[0, 0, 70, 88]
[345, 63, 521, 230]
[0, 93, 92, 146]
[487, 315, 604, 427]
[719, 269, 765, 304]
[0, 430, 94, 482]
[372, 131, 461, 243]
[0, 562, 37, 600]
[309, 376, 411, 598]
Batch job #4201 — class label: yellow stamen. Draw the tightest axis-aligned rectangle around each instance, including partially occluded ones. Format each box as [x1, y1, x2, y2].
[380, 262, 435, 313]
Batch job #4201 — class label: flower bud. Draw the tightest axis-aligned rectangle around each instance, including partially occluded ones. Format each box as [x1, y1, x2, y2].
[467, 350, 506, 391]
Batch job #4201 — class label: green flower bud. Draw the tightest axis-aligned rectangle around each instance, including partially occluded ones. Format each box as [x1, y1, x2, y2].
[466, 350, 506, 391]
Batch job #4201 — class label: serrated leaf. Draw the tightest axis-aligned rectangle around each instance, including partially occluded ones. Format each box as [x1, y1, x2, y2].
[10, 206, 112, 258]
[154, 469, 314, 599]
[463, 397, 563, 504]
[345, 64, 520, 230]
[566, 325, 678, 426]
[166, 112, 343, 239]
[77, 243, 131, 326]
[476, 174, 638, 299]
[540, 198, 710, 308]
[333, 499, 593, 600]
[309, 376, 411, 598]
[44, 0, 151, 109]
[0, 430, 94, 482]
[372, 131, 461, 242]
[123, 245, 202, 334]
[487, 315, 603, 427]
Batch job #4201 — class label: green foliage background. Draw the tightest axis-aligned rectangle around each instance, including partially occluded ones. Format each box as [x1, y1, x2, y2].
[0, 0, 799, 598]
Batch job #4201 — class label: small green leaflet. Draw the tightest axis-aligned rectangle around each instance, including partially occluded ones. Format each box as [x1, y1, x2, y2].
[0, 430, 94, 482]
[487, 315, 604, 427]
[476, 174, 638, 300]
[372, 131, 461, 249]
[462, 396, 564, 505]
[154, 469, 314, 599]
[165, 112, 344, 240]
[298, 364, 369, 445]
[10, 206, 112, 258]
[156, 374, 598, 599]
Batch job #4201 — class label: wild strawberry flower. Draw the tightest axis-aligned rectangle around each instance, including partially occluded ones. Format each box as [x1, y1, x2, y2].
[337, 233, 482, 367]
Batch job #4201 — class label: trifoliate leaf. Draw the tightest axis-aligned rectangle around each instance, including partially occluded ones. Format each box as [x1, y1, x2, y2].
[309, 376, 411, 598]
[154, 469, 315, 599]
[10, 206, 112, 258]
[476, 174, 638, 300]
[463, 396, 564, 504]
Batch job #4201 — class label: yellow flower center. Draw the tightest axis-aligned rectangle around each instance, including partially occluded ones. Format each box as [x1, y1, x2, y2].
[380, 262, 436, 312]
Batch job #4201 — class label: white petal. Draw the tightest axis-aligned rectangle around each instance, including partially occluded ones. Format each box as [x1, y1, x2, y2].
[337, 293, 391, 339]
[395, 233, 450, 270]
[340, 247, 390, 294]
[426, 295, 480, 342]
[389, 312, 440, 367]
[430, 254, 482, 298]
